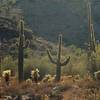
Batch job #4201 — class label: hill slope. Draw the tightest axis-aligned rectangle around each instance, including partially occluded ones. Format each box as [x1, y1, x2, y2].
[16, 0, 100, 47]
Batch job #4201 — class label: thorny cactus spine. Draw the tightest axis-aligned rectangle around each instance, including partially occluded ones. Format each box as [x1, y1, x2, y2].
[18, 20, 24, 82]
[47, 34, 70, 81]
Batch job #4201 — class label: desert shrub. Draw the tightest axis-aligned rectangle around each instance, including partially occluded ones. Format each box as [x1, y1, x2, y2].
[37, 56, 55, 78]
[24, 58, 36, 79]
[1, 55, 17, 73]
[23, 55, 55, 79]
[94, 71, 100, 80]
[62, 46, 87, 77]
[24, 48, 34, 58]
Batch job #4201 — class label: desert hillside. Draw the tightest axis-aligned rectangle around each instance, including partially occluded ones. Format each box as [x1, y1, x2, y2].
[16, 0, 100, 46]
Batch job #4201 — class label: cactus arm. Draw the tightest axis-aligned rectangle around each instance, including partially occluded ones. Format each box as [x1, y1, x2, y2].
[47, 49, 57, 64]
[60, 56, 70, 66]
[91, 24, 96, 52]
[91, 24, 95, 44]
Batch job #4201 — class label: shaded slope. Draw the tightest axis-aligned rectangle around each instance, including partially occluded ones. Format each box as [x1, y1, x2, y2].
[16, 0, 100, 47]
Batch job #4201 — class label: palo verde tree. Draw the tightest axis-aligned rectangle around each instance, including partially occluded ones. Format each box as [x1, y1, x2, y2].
[86, 0, 97, 77]
[18, 20, 24, 82]
[47, 34, 70, 81]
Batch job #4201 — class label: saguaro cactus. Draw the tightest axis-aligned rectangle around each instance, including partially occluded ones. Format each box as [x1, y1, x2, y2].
[87, 0, 97, 77]
[18, 20, 24, 82]
[47, 34, 70, 81]
[87, 0, 96, 53]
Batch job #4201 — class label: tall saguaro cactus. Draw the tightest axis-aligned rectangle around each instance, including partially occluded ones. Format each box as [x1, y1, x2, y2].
[47, 34, 70, 81]
[87, 0, 96, 53]
[18, 20, 24, 82]
[87, 0, 97, 77]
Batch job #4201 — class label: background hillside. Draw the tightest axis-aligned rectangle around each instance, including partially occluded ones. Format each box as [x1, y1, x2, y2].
[16, 0, 100, 47]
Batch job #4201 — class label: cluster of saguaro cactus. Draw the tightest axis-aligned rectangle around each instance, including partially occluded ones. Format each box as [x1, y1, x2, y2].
[47, 34, 70, 81]
[87, 0, 97, 77]
[18, 20, 24, 82]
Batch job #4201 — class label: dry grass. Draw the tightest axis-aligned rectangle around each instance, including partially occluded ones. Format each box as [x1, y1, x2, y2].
[0, 76, 100, 100]
[0, 78, 56, 96]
